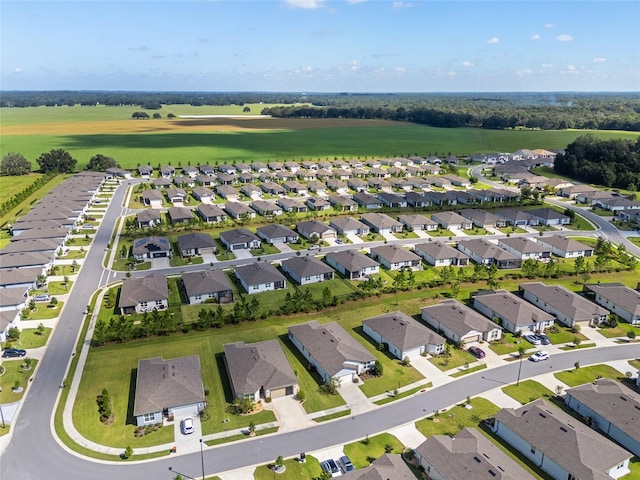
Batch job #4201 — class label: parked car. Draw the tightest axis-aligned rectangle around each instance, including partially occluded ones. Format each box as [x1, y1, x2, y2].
[535, 333, 551, 345]
[339, 455, 355, 473]
[33, 294, 51, 302]
[321, 459, 341, 477]
[523, 333, 541, 345]
[529, 351, 549, 362]
[2, 348, 27, 358]
[181, 416, 194, 435]
[468, 346, 486, 359]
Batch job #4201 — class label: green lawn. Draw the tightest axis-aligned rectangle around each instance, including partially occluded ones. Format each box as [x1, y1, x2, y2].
[497, 226, 528, 234]
[22, 302, 64, 320]
[0, 359, 38, 404]
[415, 397, 500, 438]
[394, 231, 419, 239]
[66, 236, 93, 247]
[554, 364, 627, 387]
[374, 384, 431, 406]
[0, 173, 44, 201]
[11, 327, 52, 349]
[47, 280, 74, 295]
[343, 433, 404, 469]
[59, 249, 87, 260]
[428, 345, 477, 371]
[427, 229, 455, 238]
[544, 326, 589, 345]
[597, 324, 640, 339]
[559, 342, 597, 350]
[450, 364, 487, 378]
[488, 333, 532, 356]
[502, 380, 554, 405]
[253, 455, 324, 480]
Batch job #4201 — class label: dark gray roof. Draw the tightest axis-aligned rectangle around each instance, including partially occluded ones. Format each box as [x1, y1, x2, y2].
[584, 283, 640, 317]
[118, 272, 168, 308]
[330, 217, 369, 232]
[142, 190, 163, 201]
[281, 256, 334, 278]
[296, 220, 335, 236]
[341, 454, 415, 479]
[0, 267, 41, 287]
[182, 269, 232, 297]
[177, 233, 216, 251]
[256, 224, 298, 240]
[197, 204, 226, 219]
[565, 379, 640, 446]
[421, 299, 501, 337]
[473, 290, 555, 326]
[132, 236, 171, 256]
[288, 321, 375, 377]
[370, 244, 420, 263]
[1, 238, 60, 254]
[136, 209, 161, 224]
[458, 208, 501, 225]
[325, 249, 379, 271]
[396, 214, 437, 227]
[0, 251, 52, 269]
[165, 187, 186, 200]
[361, 212, 402, 229]
[432, 211, 470, 225]
[494, 399, 632, 480]
[224, 340, 297, 396]
[519, 282, 608, 323]
[168, 207, 194, 222]
[363, 311, 444, 350]
[537, 235, 592, 253]
[0, 287, 28, 308]
[458, 238, 519, 262]
[224, 202, 255, 216]
[133, 355, 204, 416]
[235, 262, 286, 286]
[498, 237, 549, 254]
[10, 227, 68, 241]
[527, 208, 570, 221]
[415, 427, 536, 480]
[219, 228, 260, 245]
[414, 242, 468, 261]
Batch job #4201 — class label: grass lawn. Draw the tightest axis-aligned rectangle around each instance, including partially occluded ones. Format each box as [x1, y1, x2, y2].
[415, 397, 500, 438]
[597, 324, 640, 339]
[629, 359, 640, 370]
[544, 326, 588, 345]
[628, 237, 640, 248]
[374, 384, 431, 406]
[59, 249, 87, 260]
[497, 226, 528, 234]
[428, 345, 477, 371]
[427, 229, 455, 238]
[22, 302, 64, 320]
[204, 426, 278, 447]
[0, 359, 38, 404]
[502, 380, 554, 405]
[554, 364, 627, 387]
[169, 254, 204, 267]
[47, 280, 74, 295]
[450, 364, 487, 378]
[394, 231, 419, 239]
[559, 342, 597, 350]
[343, 432, 404, 469]
[251, 244, 280, 256]
[488, 333, 531, 356]
[253, 455, 324, 480]
[312, 409, 351, 422]
[591, 207, 615, 217]
[12, 327, 52, 349]
[66, 236, 93, 247]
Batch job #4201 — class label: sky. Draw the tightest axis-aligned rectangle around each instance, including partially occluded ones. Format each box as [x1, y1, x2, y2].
[1, 0, 639, 92]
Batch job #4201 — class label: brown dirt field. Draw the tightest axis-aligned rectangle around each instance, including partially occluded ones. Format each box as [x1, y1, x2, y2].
[2, 118, 398, 136]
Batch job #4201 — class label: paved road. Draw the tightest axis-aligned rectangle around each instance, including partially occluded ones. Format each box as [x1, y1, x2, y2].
[2, 176, 639, 480]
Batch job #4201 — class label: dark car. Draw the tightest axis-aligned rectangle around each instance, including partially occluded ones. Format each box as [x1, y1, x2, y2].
[339, 455, 355, 472]
[468, 346, 486, 359]
[2, 348, 27, 358]
[535, 334, 551, 345]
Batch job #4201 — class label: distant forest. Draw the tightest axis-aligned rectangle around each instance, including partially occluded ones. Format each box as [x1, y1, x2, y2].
[2, 91, 639, 131]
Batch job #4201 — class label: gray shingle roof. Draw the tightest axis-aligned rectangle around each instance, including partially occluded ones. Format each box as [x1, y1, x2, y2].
[168, 207, 194, 222]
[498, 237, 549, 254]
[256, 224, 297, 240]
[584, 283, 640, 317]
[474, 289, 555, 326]
[136, 209, 161, 224]
[133, 355, 205, 416]
[458, 238, 519, 262]
[414, 242, 468, 261]
[219, 228, 260, 246]
[421, 299, 501, 337]
[363, 311, 444, 350]
[182, 269, 232, 297]
[235, 262, 286, 286]
[329, 217, 368, 232]
[325, 249, 380, 271]
[519, 282, 608, 324]
[537, 235, 593, 253]
[224, 340, 297, 397]
[281, 256, 334, 278]
[0, 251, 52, 269]
[177, 233, 216, 251]
[341, 454, 415, 479]
[361, 212, 402, 229]
[370, 244, 420, 264]
[118, 272, 168, 308]
[0, 267, 41, 287]
[132, 236, 171, 256]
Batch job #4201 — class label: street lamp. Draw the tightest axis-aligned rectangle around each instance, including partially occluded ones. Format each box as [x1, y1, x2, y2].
[516, 351, 524, 386]
[168, 466, 197, 480]
[200, 438, 205, 480]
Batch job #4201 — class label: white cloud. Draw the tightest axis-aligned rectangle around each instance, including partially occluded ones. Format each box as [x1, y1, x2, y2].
[541, 63, 553, 68]
[544, 23, 554, 29]
[283, 0, 324, 9]
[562, 64, 579, 75]
[486, 37, 499, 44]
[447, 70, 457, 77]
[530, 34, 541, 41]
[347, 0, 367, 3]
[392, 2, 415, 8]
[592, 57, 606, 63]
[349, 60, 358, 71]
[516, 69, 533, 77]
[462, 61, 475, 67]
[13, 67, 23, 74]
[556, 34, 573, 42]
[395, 66, 406, 74]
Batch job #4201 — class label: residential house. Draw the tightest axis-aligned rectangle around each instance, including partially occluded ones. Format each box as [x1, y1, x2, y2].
[360, 213, 403, 234]
[472, 289, 555, 334]
[0, 310, 22, 343]
[182, 269, 233, 305]
[0, 238, 60, 256]
[537, 235, 594, 258]
[0, 251, 53, 272]
[105, 167, 132, 180]
[177, 233, 216, 257]
[268, 161, 283, 172]
[421, 299, 502, 344]
[306, 181, 327, 195]
[165, 187, 188, 204]
[305, 196, 331, 211]
[442, 174, 471, 188]
[256, 224, 299, 244]
[172, 176, 194, 189]
[235, 262, 287, 294]
[182, 165, 199, 178]
[347, 178, 368, 192]
[217, 172, 238, 185]
[405, 192, 432, 208]
[288, 320, 376, 382]
[377, 192, 407, 208]
[118, 272, 168, 315]
[325, 250, 380, 279]
[558, 184, 599, 199]
[141, 190, 163, 208]
[583, 283, 640, 325]
[238, 172, 255, 184]
[352, 193, 383, 210]
[283, 180, 307, 196]
[458, 209, 505, 229]
[326, 178, 347, 193]
[224, 202, 256, 220]
[276, 197, 307, 213]
[152, 177, 172, 189]
[495, 208, 539, 227]
[519, 282, 608, 328]
[235, 163, 251, 174]
[301, 160, 318, 171]
[215, 185, 240, 201]
[240, 184, 262, 200]
[281, 256, 335, 285]
[491, 399, 632, 480]
[369, 245, 421, 271]
[251, 161, 268, 173]
[431, 211, 473, 230]
[296, 220, 336, 240]
[137, 165, 153, 178]
[564, 379, 640, 457]
[133, 355, 205, 427]
[261, 181, 285, 196]
[413, 242, 470, 267]
[329, 217, 369, 236]
[250, 200, 283, 217]
[167, 207, 194, 225]
[397, 214, 438, 231]
[224, 340, 298, 401]
[132, 236, 171, 260]
[219, 228, 261, 251]
[363, 311, 445, 358]
[597, 197, 640, 212]
[328, 195, 358, 212]
[527, 208, 571, 226]
[196, 204, 227, 224]
[415, 428, 537, 480]
[368, 178, 390, 191]
[497, 237, 551, 260]
[457, 238, 522, 269]
[217, 164, 236, 175]
[195, 174, 216, 187]
[284, 161, 300, 172]
[198, 164, 216, 176]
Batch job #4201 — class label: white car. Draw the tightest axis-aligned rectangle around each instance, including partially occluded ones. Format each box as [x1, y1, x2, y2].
[529, 351, 549, 362]
[523, 332, 541, 345]
[181, 416, 194, 435]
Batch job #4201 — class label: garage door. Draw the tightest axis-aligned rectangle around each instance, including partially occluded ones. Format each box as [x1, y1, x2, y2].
[153, 252, 168, 258]
[199, 247, 215, 255]
[270, 387, 287, 399]
[462, 335, 480, 344]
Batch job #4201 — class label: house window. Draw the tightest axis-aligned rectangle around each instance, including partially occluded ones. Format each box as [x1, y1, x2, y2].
[140, 302, 148, 309]
[530, 446, 536, 454]
[143, 412, 155, 422]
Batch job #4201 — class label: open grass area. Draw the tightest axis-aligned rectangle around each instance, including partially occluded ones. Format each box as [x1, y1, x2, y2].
[427, 228, 455, 238]
[597, 324, 640, 339]
[544, 326, 589, 344]
[311, 409, 351, 422]
[502, 380, 554, 405]
[253, 455, 324, 480]
[204, 426, 278, 447]
[428, 345, 477, 371]
[374, 384, 432, 406]
[554, 364, 627, 387]
[343, 432, 404, 469]
[415, 397, 500, 438]
[12, 327, 52, 349]
[59, 249, 87, 259]
[450, 364, 487, 378]
[0, 359, 38, 404]
[559, 342, 597, 350]
[47, 280, 74, 295]
[488, 333, 531, 356]
[22, 301, 64, 320]
[0, 173, 44, 201]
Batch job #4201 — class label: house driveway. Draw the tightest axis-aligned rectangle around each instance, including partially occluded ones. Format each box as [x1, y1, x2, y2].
[413, 230, 430, 239]
[268, 396, 315, 432]
[345, 233, 363, 244]
[338, 378, 375, 414]
[409, 356, 454, 388]
[172, 414, 203, 454]
[150, 257, 170, 269]
[381, 231, 397, 242]
[277, 243, 294, 254]
[232, 249, 254, 260]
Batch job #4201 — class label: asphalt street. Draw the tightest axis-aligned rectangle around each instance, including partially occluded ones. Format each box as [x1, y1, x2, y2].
[1, 176, 639, 480]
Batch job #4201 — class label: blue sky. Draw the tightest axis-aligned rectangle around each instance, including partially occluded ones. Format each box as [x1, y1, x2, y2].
[2, 0, 639, 92]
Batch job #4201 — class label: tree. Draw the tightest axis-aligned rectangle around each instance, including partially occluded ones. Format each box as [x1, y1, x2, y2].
[1, 152, 31, 176]
[372, 360, 384, 376]
[243, 106, 251, 113]
[521, 259, 541, 278]
[36, 149, 77, 173]
[87, 154, 119, 171]
[152, 113, 162, 119]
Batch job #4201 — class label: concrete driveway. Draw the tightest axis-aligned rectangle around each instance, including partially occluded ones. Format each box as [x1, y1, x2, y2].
[150, 257, 170, 269]
[232, 249, 254, 260]
[338, 378, 375, 414]
[346, 233, 363, 244]
[268, 396, 315, 432]
[173, 415, 203, 454]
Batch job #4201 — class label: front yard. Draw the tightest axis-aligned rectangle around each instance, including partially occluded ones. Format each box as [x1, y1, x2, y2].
[414, 397, 500, 438]
[554, 364, 627, 387]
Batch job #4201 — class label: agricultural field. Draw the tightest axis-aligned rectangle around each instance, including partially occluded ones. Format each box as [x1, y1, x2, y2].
[2, 105, 639, 169]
